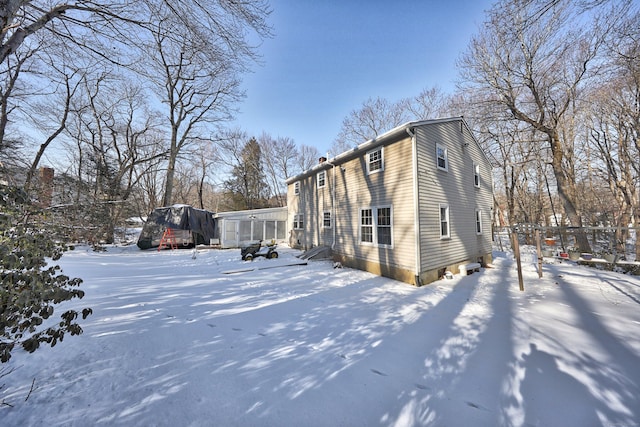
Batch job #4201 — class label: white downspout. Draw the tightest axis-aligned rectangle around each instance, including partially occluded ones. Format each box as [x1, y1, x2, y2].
[407, 127, 422, 286]
[326, 155, 337, 250]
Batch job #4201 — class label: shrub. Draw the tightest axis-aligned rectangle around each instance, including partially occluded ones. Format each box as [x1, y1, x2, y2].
[0, 185, 91, 363]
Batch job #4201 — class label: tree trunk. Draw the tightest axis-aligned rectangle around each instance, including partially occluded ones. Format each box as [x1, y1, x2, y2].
[548, 131, 591, 252]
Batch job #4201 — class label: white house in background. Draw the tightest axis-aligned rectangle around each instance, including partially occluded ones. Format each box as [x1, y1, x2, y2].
[286, 117, 493, 285]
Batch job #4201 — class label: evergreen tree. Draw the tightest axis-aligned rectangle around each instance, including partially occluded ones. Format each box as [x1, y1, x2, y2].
[0, 185, 91, 363]
[223, 138, 270, 210]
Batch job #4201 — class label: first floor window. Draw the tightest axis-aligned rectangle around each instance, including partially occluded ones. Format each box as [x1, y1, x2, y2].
[360, 206, 393, 247]
[323, 211, 332, 228]
[361, 209, 373, 243]
[293, 213, 304, 230]
[377, 207, 392, 245]
[475, 209, 482, 234]
[440, 204, 450, 239]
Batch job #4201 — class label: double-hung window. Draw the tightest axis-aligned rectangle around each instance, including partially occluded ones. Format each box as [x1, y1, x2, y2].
[294, 181, 300, 195]
[360, 209, 373, 243]
[367, 147, 384, 174]
[323, 211, 332, 228]
[293, 214, 304, 230]
[317, 170, 326, 188]
[475, 209, 483, 234]
[474, 163, 480, 188]
[439, 204, 450, 239]
[436, 143, 448, 171]
[360, 206, 393, 247]
[377, 207, 392, 245]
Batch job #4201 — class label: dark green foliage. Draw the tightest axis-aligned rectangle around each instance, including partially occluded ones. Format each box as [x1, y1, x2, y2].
[223, 138, 270, 210]
[0, 185, 91, 363]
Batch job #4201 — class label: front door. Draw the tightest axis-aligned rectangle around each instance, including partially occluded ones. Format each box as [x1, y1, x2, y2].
[223, 220, 238, 248]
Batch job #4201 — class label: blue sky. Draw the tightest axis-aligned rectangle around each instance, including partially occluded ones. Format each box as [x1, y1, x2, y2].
[233, 0, 494, 156]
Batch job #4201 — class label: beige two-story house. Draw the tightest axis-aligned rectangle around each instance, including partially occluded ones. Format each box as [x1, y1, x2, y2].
[286, 117, 493, 285]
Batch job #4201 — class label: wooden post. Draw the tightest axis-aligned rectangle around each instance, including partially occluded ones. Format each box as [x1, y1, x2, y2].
[512, 229, 524, 291]
[535, 228, 543, 278]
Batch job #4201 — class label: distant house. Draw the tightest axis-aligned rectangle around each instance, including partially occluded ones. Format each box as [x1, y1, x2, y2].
[286, 117, 493, 285]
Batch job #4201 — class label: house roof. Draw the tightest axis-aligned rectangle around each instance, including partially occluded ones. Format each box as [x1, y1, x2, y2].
[286, 116, 480, 184]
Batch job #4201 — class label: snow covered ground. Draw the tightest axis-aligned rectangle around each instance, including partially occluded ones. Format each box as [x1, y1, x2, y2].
[2, 244, 639, 426]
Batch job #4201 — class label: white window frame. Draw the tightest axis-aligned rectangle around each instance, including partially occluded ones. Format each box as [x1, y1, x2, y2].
[367, 147, 384, 175]
[294, 181, 300, 195]
[317, 170, 326, 188]
[376, 206, 393, 247]
[360, 205, 393, 248]
[360, 208, 373, 244]
[474, 163, 480, 188]
[439, 204, 450, 239]
[475, 209, 483, 234]
[436, 143, 448, 171]
[293, 213, 304, 230]
[322, 210, 332, 228]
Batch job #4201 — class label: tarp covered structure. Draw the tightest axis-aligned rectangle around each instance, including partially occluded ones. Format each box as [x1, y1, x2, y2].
[137, 205, 217, 250]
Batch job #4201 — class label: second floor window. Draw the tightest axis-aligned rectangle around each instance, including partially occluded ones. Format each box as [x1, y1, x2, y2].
[367, 147, 383, 174]
[436, 143, 448, 171]
[294, 181, 300, 195]
[474, 163, 480, 188]
[317, 170, 326, 188]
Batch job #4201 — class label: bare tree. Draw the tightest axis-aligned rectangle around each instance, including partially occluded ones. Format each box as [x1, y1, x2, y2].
[59, 70, 165, 242]
[297, 144, 321, 172]
[138, 1, 271, 207]
[458, 0, 631, 251]
[332, 86, 450, 155]
[258, 132, 299, 207]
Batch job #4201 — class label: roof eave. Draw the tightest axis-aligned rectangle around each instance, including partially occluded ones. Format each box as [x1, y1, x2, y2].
[285, 116, 465, 184]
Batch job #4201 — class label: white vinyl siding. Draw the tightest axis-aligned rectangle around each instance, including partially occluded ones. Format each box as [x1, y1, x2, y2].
[333, 137, 414, 271]
[415, 121, 493, 273]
